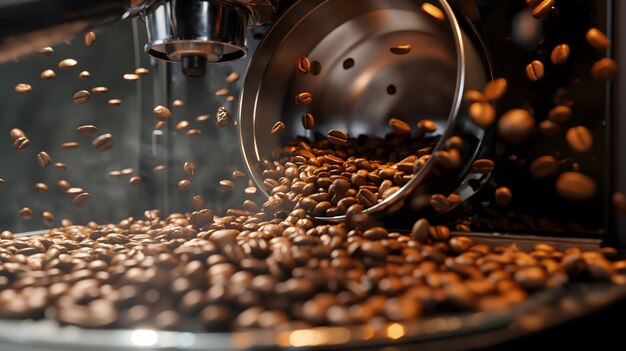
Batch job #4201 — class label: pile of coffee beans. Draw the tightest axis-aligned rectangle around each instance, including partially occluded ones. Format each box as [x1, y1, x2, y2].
[0, 208, 624, 331]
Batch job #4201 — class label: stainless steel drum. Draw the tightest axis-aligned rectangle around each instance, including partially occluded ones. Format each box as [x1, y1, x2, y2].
[239, 0, 493, 222]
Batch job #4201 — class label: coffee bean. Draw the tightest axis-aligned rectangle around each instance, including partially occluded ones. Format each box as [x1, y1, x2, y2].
[295, 92, 313, 105]
[586, 28, 611, 50]
[183, 162, 197, 177]
[176, 121, 190, 130]
[389, 118, 411, 134]
[19, 207, 33, 219]
[464, 89, 486, 102]
[429, 226, 451, 241]
[13, 136, 30, 150]
[216, 107, 231, 128]
[153, 105, 172, 122]
[0, 178, 5, 186]
[42, 211, 54, 225]
[295, 57, 311, 74]
[469, 102, 495, 128]
[548, 105, 572, 124]
[531, 0, 553, 19]
[123, 73, 140, 81]
[178, 180, 191, 190]
[57, 180, 71, 191]
[449, 236, 474, 254]
[40, 69, 56, 79]
[613, 192, 626, 214]
[91, 86, 108, 94]
[420, 2, 445, 21]
[498, 109, 535, 144]
[566, 126, 593, 153]
[556, 172, 596, 201]
[417, 119, 437, 133]
[390, 44, 412, 55]
[76, 125, 98, 136]
[327, 129, 349, 145]
[411, 218, 430, 244]
[37, 47, 54, 56]
[58, 58, 78, 69]
[10, 128, 25, 140]
[495, 187, 512, 206]
[591, 58, 618, 81]
[61, 142, 80, 149]
[219, 180, 234, 191]
[301, 113, 315, 130]
[84, 31, 96, 46]
[107, 99, 122, 105]
[34, 182, 49, 192]
[483, 78, 507, 101]
[128, 176, 141, 185]
[525, 60, 545, 81]
[92, 133, 114, 152]
[550, 44, 570, 65]
[53, 162, 66, 170]
[36, 151, 52, 167]
[72, 193, 92, 208]
[72, 90, 90, 104]
[469, 161, 494, 179]
[271, 121, 285, 135]
[529, 156, 558, 179]
[79, 71, 91, 79]
[15, 83, 32, 93]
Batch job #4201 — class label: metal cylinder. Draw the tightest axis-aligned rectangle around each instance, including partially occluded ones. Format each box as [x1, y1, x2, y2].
[239, 0, 493, 223]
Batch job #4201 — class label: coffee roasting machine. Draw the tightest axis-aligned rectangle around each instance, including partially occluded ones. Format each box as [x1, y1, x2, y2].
[1, 0, 626, 350]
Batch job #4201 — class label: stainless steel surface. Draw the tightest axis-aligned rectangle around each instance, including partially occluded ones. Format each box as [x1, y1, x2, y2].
[143, 0, 278, 76]
[239, 0, 491, 222]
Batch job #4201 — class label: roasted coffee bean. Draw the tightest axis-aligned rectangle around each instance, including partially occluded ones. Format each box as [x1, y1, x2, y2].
[449, 236, 474, 254]
[216, 107, 231, 128]
[556, 172, 596, 201]
[472, 159, 494, 174]
[108, 98, 122, 105]
[123, 73, 140, 81]
[0, 178, 5, 186]
[72, 90, 90, 104]
[76, 125, 97, 136]
[153, 105, 172, 122]
[526, 60, 545, 81]
[469, 102, 495, 128]
[10, 128, 25, 140]
[176, 121, 190, 130]
[548, 105, 572, 124]
[295, 92, 313, 105]
[327, 129, 349, 145]
[614, 192, 626, 214]
[483, 78, 507, 101]
[529, 156, 558, 179]
[464, 89, 486, 102]
[389, 118, 411, 134]
[13, 136, 31, 150]
[72, 193, 92, 208]
[219, 180, 235, 191]
[84, 31, 96, 46]
[390, 44, 412, 55]
[429, 226, 451, 242]
[36, 151, 52, 167]
[92, 133, 114, 152]
[19, 207, 33, 219]
[586, 28, 611, 50]
[34, 182, 49, 192]
[531, 0, 553, 19]
[301, 113, 315, 129]
[550, 44, 570, 65]
[128, 176, 141, 185]
[37, 47, 54, 56]
[295, 57, 311, 74]
[79, 71, 91, 79]
[420, 2, 445, 21]
[271, 121, 285, 135]
[40, 69, 56, 79]
[42, 211, 54, 225]
[566, 126, 593, 153]
[591, 58, 618, 81]
[495, 187, 512, 206]
[15, 83, 32, 93]
[91, 86, 108, 94]
[183, 162, 197, 177]
[61, 142, 80, 149]
[58, 58, 78, 69]
[417, 119, 437, 133]
[178, 180, 191, 190]
[498, 109, 535, 144]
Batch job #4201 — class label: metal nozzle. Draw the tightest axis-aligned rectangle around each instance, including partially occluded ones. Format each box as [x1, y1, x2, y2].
[144, 0, 277, 77]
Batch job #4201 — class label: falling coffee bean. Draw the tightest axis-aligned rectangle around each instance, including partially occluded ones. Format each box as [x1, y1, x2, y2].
[92, 134, 114, 152]
[469, 102, 495, 128]
[591, 58, 618, 81]
[498, 109, 535, 144]
[529, 156, 558, 179]
[483, 78, 507, 101]
[184, 162, 197, 177]
[550, 44, 570, 65]
[178, 180, 191, 191]
[420, 3, 445, 21]
[107, 99, 122, 105]
[36, 151, 52, 167]
[389, 118, 411, 134]
[91, 86, 108, 94]
[526, 60, 545, 81]
[15, 83, 32, 93]
[495, 187, 512, 206]
[58, 58, 78, 69]
[13, 136, 30, 150]
[566, 126, 593, 153]
[586, 28, 611, 50]
[19, 207, 33, 219]
[216, 107, 231, 128]
[73, 90, 90, 104]
[153, 105, 172, 122]
[40, 69, 56, 80]
[390, 44, 412, 55]
[302, 113, 315, 130]
[295, 57, 312, 74]
[123, 74, 140, 81]
[61, 142, 80, 149]
[76, 125, 98, 136]
[84, 31, 96, 46]
[129, 176, 142, 186]
[295, 92, 313, 105]
[79, 71, 91, 79]
[548, 105, 572, 124]
[135, 67, 149, 76]
[271, 121, 286, 135]
[327, 129, 349, 145]
[72, 193, 92, 208]
[531, 0, 554, 19]
[226, 71, 240, 83]
[556, 172, 597, 201]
